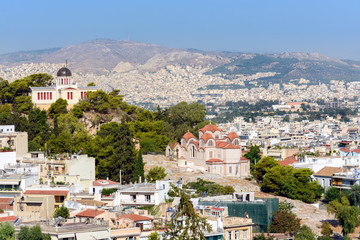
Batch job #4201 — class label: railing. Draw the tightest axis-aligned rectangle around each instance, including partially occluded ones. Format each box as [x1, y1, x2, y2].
[120, 200, 155, 204]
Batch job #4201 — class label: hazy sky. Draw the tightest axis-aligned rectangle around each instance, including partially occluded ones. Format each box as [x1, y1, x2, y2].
[1, 0, 360, 60]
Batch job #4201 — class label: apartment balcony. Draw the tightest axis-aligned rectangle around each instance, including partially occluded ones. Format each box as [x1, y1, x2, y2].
[120, 199, 155, 206]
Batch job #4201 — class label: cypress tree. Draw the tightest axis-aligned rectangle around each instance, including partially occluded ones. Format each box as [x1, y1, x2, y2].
[133, 150, 145, 183]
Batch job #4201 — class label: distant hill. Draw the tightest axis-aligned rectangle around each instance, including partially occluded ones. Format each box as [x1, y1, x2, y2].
[1, 39, 360, 88]
[206, 54, 360, 86]
[0, 39, 227, 74]
[0, 48, 60, 66]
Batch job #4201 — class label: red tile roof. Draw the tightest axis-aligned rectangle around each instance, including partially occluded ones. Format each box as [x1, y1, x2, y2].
[93, 179, 120, 186]
[240, 157, 250, 161]
[168, 142, 179, 149]
[279, 156, 298, 167]
[216, 142, 240, 149]
[0, 216, 17, 223]
[340, 148, 350, 152]
[24, 190, 68, 196]
[226, 132, 240, 141]
[182, 132, 196, 142]
[314, 167, 342, 177]
[199, 124, 222, 133]
[75, 209, 105, 218]
[206, 159, 224, 163]
[286, 102, 303, 106]
[0, 198, 13, 210]
[352, 149, 360, 154]
[200, 133, 214, 143]
[117, 213, 153, 222]
[211, 207, 223, 211]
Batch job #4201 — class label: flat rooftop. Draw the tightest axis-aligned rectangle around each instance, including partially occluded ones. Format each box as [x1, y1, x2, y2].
[17, 222, 109, 234]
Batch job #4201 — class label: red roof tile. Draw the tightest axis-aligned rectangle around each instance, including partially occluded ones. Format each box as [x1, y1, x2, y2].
[199, 124, 222, 133]
[0, 198, 13, 210]
[206, 159, 224, 163]
[240, 157, 250, 161]
[352, 149, 360, 154]
[340, 148, 350, 152]
[93, 179, 120, 186]
[216, 142, 240, 149]
[168, 142, 179, 149]
[211, 207, 223, 211]
[24, 190, 68, 196]
[279, 156, 298, 167]
[226, 132, 240, 141]
[117, 213, 153, 222]
[314, 167, 342, 177]
[200, 133, 214, 143]
[0, 216, 17, 223]
[287, 102, 303, 106]
[182, 132, 196, 142]
[75, 209, 105, 218]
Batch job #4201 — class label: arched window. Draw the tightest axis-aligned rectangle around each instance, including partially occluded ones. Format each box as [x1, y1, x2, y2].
[191, 146, 196, 158]
[234, 139, 240, 145]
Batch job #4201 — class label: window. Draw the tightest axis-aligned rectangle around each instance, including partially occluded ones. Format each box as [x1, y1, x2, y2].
[67, 92, 70, 100]
[71, 92, 73, 100]
[209, 151, 213, 158]
[229, 166, 232, 174]
[47, 92, 49, 100]
[145, 195, 151, 202]
[242, 230, 248, 239]
[235, 230, 239, 240]
[191, 146, 196, 158]
[131, 195, 136, 202]
[228, 231, 232, 240]
[37, 93, 40, 100]
[50, 92, 52, 100]
[208, 140, 213, 146]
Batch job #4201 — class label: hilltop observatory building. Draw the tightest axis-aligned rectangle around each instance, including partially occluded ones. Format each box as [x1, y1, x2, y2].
[30, 66, 98, 109]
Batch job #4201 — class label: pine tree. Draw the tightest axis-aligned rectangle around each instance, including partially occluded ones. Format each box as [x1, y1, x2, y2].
[164, 185, 211, 240]
[133, 150, 145, 183]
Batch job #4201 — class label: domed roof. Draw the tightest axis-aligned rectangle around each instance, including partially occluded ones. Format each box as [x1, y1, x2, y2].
[200, 133, 214, 143]
[57, 67, 72, 77]
[226, 132, 240, 141]
[199, 124, 222, 133]
[182, 132, 196, 142]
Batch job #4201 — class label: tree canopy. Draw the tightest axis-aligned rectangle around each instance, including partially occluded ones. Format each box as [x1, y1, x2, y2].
[146, 166, 167, 183]
[163, 185, 211, 240]
[53, 205, 70, 219]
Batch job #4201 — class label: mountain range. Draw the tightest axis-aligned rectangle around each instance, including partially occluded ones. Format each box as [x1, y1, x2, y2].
[1, 39, 360, 85]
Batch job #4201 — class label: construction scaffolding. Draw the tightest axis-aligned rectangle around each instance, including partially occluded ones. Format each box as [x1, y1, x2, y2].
[199, 198, 279, 231]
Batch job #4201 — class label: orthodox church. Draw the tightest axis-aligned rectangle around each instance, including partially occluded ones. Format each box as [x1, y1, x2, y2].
[166, 124, 250, 178]
[29, 66, 98, 109]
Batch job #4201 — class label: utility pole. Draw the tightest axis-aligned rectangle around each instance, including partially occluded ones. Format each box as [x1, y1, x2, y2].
[120, 169, 122, 185]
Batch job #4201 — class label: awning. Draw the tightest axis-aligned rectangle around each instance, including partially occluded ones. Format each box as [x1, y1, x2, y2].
[76, 231, 109, 240]
[57, 233, 75, 239]
[0, 181, 19, 185]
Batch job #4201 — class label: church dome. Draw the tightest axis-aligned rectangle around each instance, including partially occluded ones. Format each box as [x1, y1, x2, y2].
[57, 67, 72, 77]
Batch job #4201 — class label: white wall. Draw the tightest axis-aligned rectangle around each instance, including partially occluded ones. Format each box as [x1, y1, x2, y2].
[0, 152, 16, 169]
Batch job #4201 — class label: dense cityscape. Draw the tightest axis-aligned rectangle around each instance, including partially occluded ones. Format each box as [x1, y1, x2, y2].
[1, 1, 360, 240]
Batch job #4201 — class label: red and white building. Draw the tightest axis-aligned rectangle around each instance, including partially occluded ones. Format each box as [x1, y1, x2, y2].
[29, 67, 98, 109]
[166, 124, 250, 178]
